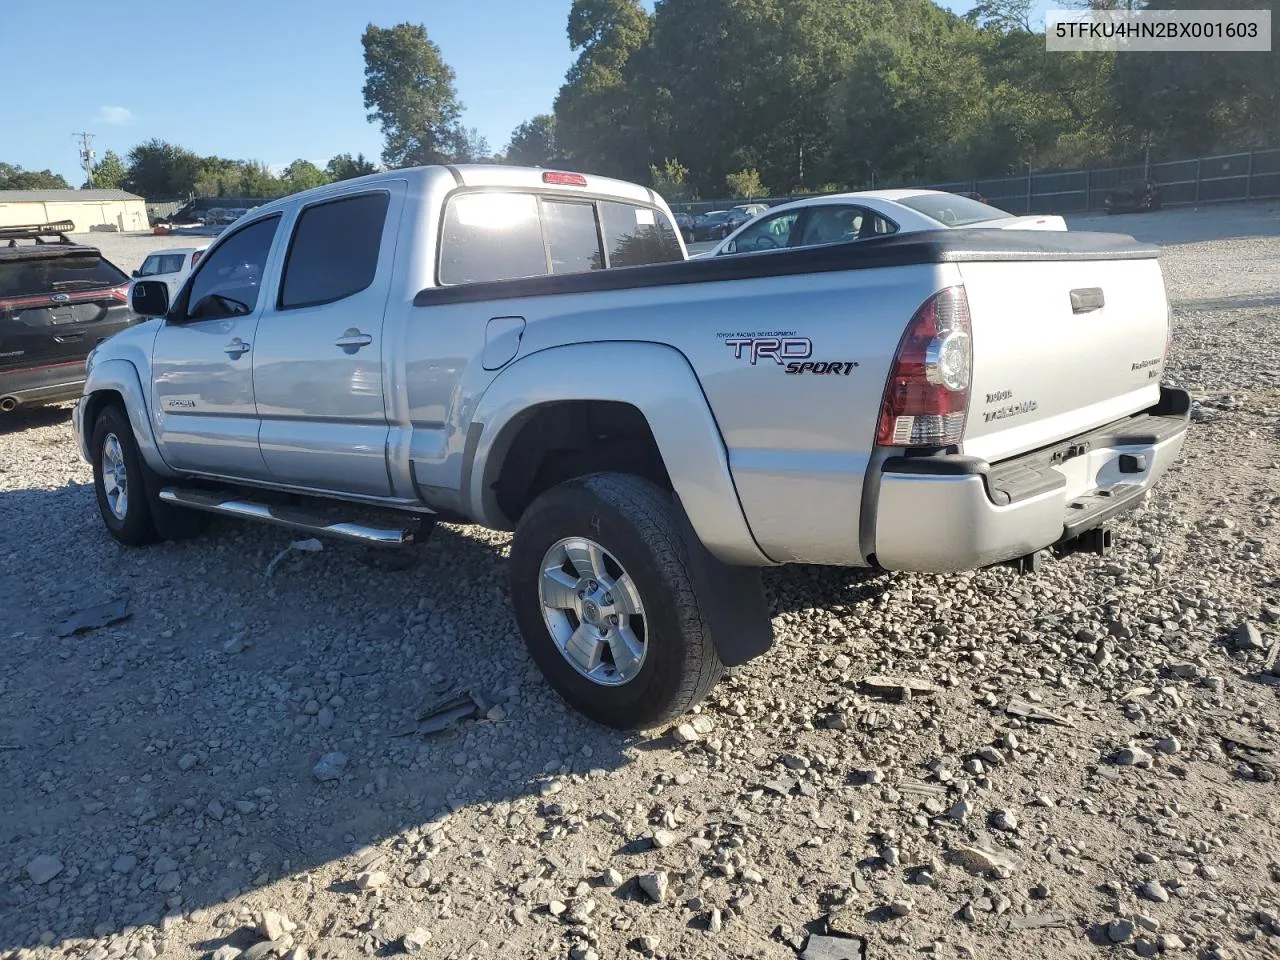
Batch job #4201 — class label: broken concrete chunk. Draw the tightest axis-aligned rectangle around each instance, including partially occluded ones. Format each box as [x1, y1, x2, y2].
[801, 934, 865, 960]
[859, 675, 939, 698]
[53, 599, 131, 638]
[948, 844, 1019, 877]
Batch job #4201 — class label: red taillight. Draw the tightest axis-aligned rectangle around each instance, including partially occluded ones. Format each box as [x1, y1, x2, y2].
[542, 171, 588, 187]
[875, 285, 973, 448]
[191, 250, 203, 266]
[109, 283, 130, 303]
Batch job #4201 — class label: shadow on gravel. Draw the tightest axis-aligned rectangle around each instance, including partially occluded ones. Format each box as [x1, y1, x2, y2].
[0, 404, 73, 436]
[763, 563, 894, 616]
[0, 487, 638, 948]
[0, 478, 897, 950]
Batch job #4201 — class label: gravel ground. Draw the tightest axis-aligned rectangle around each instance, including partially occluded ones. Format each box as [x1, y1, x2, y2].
[2, 203, 1279, 960]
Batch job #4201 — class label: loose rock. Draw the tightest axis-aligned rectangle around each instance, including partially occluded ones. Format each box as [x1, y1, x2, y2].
[26, 855, 63, 885]
[637, 871, 669, 903]
[402, 927, 431, 953]
[312, 751, 347, 782]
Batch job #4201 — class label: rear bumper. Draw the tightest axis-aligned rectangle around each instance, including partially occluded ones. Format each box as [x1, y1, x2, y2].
[872, 386, 1190, 572]
[0, 361, 86, 410]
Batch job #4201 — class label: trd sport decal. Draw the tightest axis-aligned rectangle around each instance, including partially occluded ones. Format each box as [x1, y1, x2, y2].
[720, 332, 812, 365]
[717, 331, 859, 375]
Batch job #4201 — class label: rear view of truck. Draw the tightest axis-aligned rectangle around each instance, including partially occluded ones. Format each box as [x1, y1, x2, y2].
[869, 231, 1188, 572]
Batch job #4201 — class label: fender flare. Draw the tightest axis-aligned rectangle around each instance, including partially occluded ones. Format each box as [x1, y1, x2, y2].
[464, 341, 771, 568]
[79, 358, 175, 477]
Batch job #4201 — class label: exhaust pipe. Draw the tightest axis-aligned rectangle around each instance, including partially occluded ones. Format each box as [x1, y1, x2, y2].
[0, 397, 18, 413]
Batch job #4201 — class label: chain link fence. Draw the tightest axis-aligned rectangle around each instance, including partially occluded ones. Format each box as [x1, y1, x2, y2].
[670, 147, 1280, 218]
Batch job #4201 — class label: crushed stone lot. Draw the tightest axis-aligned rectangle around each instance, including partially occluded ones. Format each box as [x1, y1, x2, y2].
[2, 204, 1279, 960]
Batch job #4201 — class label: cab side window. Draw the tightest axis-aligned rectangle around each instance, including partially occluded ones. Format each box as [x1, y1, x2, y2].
[184, 216, 281, 321]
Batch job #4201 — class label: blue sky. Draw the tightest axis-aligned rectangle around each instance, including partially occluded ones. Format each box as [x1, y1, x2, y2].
[3, 0, 1035, 186]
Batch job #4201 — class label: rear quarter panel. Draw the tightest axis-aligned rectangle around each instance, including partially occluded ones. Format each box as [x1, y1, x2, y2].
[415, 261, 951, 566]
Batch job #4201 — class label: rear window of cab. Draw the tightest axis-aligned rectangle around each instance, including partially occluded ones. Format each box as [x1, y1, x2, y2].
[438, 191, 683, 286]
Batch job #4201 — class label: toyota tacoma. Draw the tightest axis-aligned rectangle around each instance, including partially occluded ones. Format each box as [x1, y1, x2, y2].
[72, 164, 1190, 729]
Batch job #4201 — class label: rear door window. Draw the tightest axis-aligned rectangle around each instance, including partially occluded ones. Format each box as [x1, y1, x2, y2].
[600, 201, 683, 267]
[798, 206, 868, 246]
[279, 191, 390, 309]
[439, 192, 547, 285]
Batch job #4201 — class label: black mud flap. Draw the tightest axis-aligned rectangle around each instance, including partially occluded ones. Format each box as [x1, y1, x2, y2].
[673, 496, 775, 667]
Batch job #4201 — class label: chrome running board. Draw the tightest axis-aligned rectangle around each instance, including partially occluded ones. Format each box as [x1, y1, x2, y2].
[158, 487, 419, 546]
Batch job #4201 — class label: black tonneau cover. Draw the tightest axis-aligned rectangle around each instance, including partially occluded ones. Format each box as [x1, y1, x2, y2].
[414, 228, 1160, 307]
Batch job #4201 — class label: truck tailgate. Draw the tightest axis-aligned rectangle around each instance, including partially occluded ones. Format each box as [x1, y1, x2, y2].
[959, 256, 1169, 464]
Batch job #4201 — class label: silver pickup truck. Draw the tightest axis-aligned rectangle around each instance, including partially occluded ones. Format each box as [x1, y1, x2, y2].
[73, 164, 1190, 729]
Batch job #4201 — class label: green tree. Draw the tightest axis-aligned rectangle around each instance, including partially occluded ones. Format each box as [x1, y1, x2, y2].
[0, 163, 71, 190]
[449, 127, 491, 162]
[1109, 0, 1280, 155]
[89, 150, 126, 189]
[649, 157, 691, 200]
[282, 159, 331, 194]
[553, 0, 652, 179]
[725, 169, 767, 198]
[192, 157, 245, 198]
[646, 0, 888, 194]
[362, 22, 466, 168]
[238, 161, 284, 198]
[123, 139, 204, 197]
[505, 114, 558, 166]
[326, 153, 379, 180]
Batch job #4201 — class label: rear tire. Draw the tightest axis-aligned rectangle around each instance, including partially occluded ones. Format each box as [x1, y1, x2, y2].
[508, 472, 724, 730]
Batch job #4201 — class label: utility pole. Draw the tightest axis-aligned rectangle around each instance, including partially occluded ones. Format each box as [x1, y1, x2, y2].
[72, 131, 96, 188]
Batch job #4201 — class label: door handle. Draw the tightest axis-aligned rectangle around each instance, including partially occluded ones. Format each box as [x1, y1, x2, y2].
[335, 328, 373, 353]
[224, 338, 251, 357]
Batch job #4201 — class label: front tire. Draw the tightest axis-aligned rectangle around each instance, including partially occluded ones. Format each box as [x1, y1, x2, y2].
[91, 404, 210, 546]
[508, 473, 724, 730]
[92, 405, 160, 546]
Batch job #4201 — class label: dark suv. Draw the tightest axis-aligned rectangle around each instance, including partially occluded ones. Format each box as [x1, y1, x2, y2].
[0, 221, 139, 413]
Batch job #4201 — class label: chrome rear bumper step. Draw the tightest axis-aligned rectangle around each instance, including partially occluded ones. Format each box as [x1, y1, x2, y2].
[158, 487, 419, 546]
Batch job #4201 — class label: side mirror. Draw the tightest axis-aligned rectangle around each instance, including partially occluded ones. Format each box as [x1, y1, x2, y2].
[131, 269, 141, 278]
[722, 240, 737, 255]
[130, 279, 171, 318]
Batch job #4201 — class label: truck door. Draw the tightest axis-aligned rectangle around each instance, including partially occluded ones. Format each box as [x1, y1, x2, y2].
[250, 182, 405, 497]
[150, 214, 283, 479]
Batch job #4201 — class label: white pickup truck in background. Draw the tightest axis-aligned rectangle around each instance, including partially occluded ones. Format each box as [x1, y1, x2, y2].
[73, 163, 1190, 729]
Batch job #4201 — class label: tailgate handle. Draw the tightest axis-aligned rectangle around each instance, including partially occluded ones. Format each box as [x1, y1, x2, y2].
[1070, 287, 1105, 314]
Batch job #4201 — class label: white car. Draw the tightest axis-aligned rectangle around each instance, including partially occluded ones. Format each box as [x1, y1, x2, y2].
[703, 189, 1066, 258]
[130, 245, 209, 300]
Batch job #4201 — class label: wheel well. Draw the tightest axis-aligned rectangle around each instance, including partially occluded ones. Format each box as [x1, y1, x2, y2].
[494, 401, 671, 524]
[83, 389, 125, 439]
